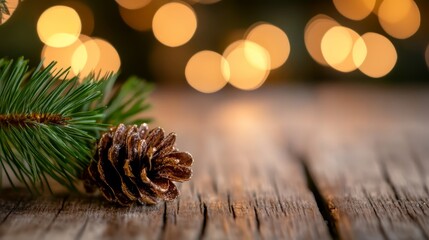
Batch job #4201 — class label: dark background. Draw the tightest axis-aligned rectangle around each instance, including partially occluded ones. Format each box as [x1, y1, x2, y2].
[0, 0, 428, 85]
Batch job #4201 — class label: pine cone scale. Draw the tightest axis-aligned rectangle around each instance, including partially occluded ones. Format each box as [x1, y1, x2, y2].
[84, 123, 194, 206]
[98, 143, 134, 206]
[163, 152, 193, 166]
[157, 165, 192, 182]
[110, 127, 158, 204]
[161, 182, 179, 200]
[146, 127, 164, 149]
[150, 178, 170, 192]
[155, 133, 176, 158]
[85, 160, 115, 202]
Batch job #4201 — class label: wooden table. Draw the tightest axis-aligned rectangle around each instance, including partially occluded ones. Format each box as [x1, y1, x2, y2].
[1, 85, 429, 240]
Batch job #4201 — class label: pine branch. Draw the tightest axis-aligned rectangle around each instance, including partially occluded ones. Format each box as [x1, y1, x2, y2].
[0, 57, 153, 193]
[102, 75, 154, 126]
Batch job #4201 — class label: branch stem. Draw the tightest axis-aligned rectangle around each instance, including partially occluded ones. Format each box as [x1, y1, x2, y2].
[0, 113, 70, 126]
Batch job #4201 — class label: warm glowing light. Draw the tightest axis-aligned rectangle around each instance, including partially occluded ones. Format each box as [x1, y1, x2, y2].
[91, 38, 121, 76]
[321, 26, 363, 72]
[41, 35, 119, 79]
[358, 33, 397, 78]
[185, 51, 228, 93]
[152, 2, 197, 47]
[378, 0, 420, 39]
[61, 1, 95, 35]
[243, 41, 271, 71]
[37, 6, 82, 48]
[116, 0, 151, 10]
[352, 38, 367, 68]
[0, 0, 19, 25]
[41, 38, 84, 78]
[223, 40, 270, 90]
[333, 0, 376, 20]
[246, 23, 290, 69]
[425, 44, 429, 70]
[322, 27, 352, 65]
[304, 15, 339, 66]
[71, 35, 100, 77]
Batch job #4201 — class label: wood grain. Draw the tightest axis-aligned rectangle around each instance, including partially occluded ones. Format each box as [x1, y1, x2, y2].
[1, 85, 429, 240]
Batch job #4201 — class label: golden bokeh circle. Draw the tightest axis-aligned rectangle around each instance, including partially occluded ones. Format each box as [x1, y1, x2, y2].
[185, 50, 229, 93]
[37, 6, 82, 48]
[152, 2, 197, 47]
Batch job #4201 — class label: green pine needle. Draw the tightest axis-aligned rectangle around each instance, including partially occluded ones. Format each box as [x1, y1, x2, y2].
[0, 57, 153, 193]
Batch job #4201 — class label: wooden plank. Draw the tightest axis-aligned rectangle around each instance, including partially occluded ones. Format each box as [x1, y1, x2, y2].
[44, 195, 166, 240]
[299, 122, 429, 240]
[0, 193, 66, 239]
[304, 134, 426, 240]
[1, 86, 429, 239]
[152, 90, 331, 240]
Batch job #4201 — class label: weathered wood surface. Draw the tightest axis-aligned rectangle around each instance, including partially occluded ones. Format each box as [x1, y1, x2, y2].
[1, 85, 429, 240]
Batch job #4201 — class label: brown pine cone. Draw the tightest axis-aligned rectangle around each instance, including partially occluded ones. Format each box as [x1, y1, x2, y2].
[83, 123, 193, 206]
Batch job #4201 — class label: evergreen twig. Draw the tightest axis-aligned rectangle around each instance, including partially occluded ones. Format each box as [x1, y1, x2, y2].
[0, 58, 153, 192]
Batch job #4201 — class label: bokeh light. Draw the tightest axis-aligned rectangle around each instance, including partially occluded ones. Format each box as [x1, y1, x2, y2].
[71, 35, 100, 77]
[116, 0, 151, 10]
[37, 6, 82, 48]
[333, 0, 376, 20]
[352, 37, 367, 68]
[304, 15, 339, 66]
[321, 26, 364, 72]
[223, 40, 270, 90]
[378, 0, 420, 39]
[243, 41, 271, 71]
[41, 38, 84, 78]
[152, 2, 197, 47]
[41, 35, 119, 79]
[91, 38, 121, 77]
[357, 32, 397, 78]
[0, 0, 19, 25]
[246, 23, 290, 70]
[61, 1, 94, 35]
[185, 50, 229, 93]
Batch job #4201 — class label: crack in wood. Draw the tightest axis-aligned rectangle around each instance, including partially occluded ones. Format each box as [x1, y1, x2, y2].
[45, 195, 69, 232]
[198, 203, 208, 240]
[197, 193, 203, 215]
[157, 202, 168, 240]
[225, 191, 238, 220]
[0, 197, 22, 224]
[231, 205, 236, 220]
[253, 206, 261, 234]
[162, 202, 168, 232]
[227, 192, 236, 219]
[301, 158, 340, 240]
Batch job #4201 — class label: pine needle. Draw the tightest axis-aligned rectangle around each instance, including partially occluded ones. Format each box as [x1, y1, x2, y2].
[0, 57, 153, 193]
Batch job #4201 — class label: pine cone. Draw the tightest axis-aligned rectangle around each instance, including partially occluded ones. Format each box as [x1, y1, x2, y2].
[83, 123, 193, 206]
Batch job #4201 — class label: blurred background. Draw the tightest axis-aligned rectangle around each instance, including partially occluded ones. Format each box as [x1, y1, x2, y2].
[0, 0, 428, 93]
